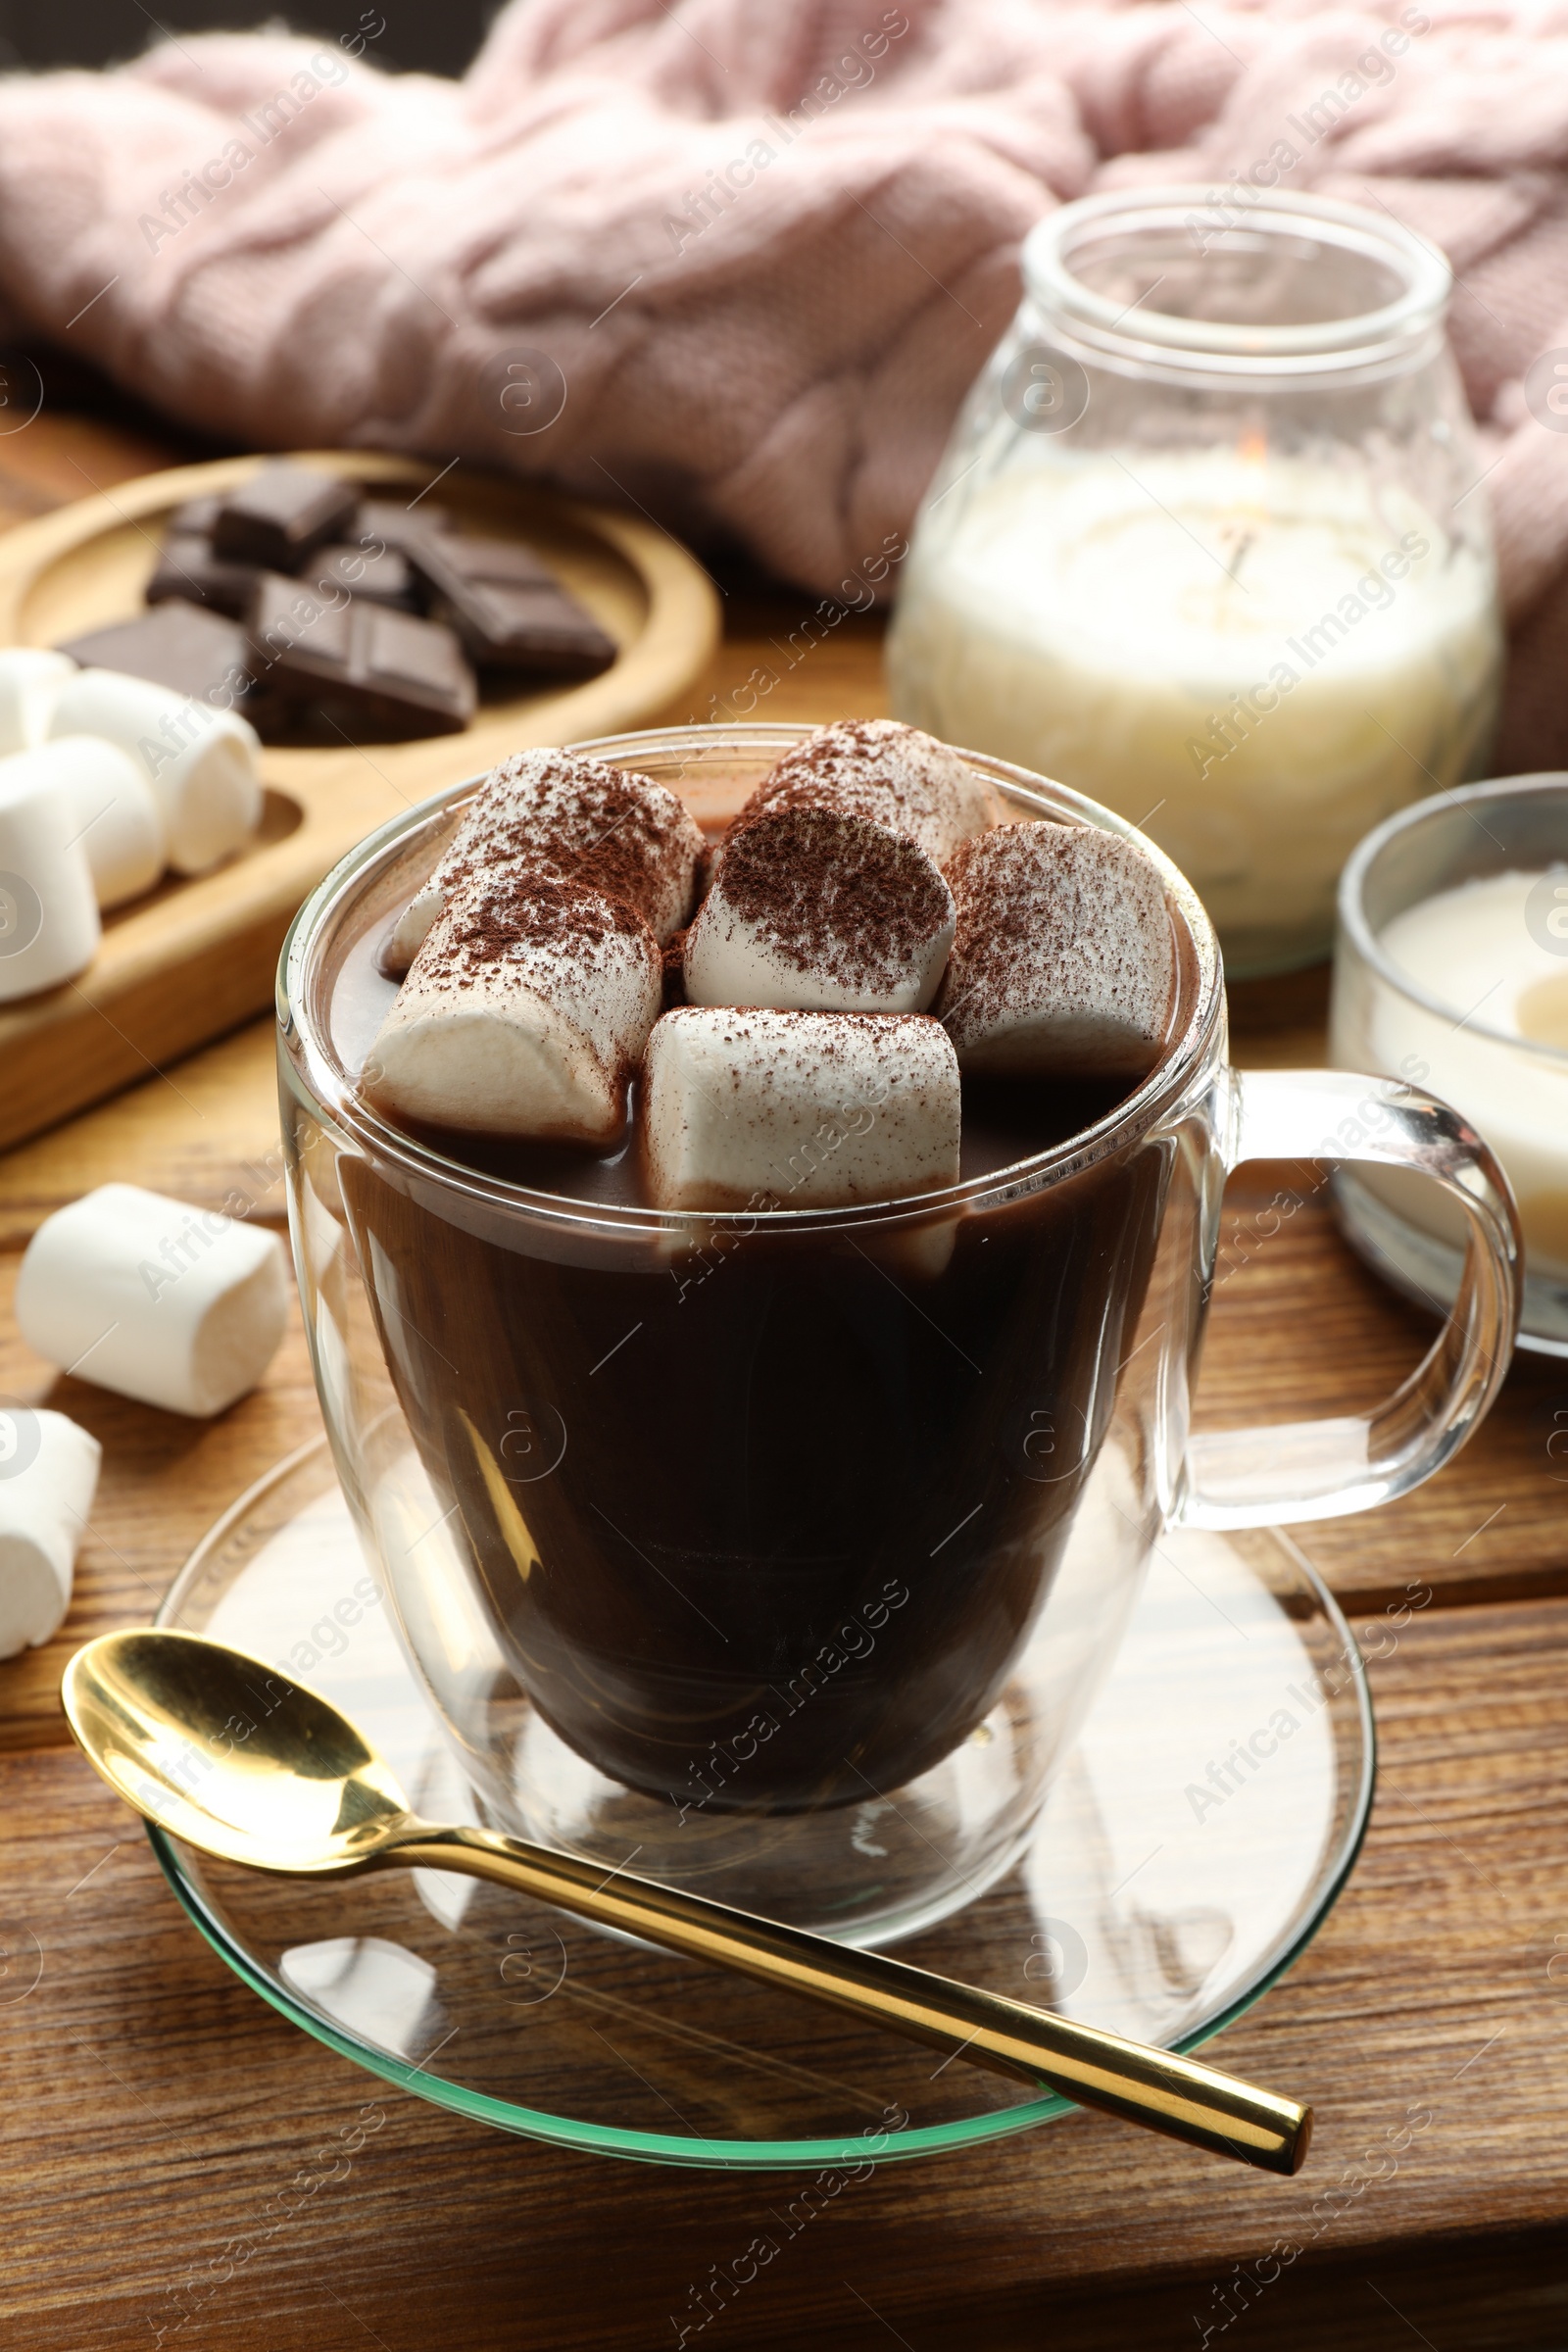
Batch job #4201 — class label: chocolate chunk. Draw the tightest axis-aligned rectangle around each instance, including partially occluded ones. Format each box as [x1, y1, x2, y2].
[248, 572, 475, 738]
[405, 531, 616, 677]
[147, 531, 263, 619]
[425, 535, 554, 590]
[358, 497, 457, 554]
[309, 540, 420, 612]
[167, 493, 223, 536]
[213, 464, 361, 570]
[58, 598, 251, 705]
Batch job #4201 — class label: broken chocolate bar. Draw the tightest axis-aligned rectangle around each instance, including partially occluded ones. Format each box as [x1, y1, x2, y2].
[213, 464, 361, 570]
[147, 532, 263, 620]
[309, 540, 419, 611]
[248, 572, 475, 737]
[166, 493, 223, 536]
[358, 497, 457, 554]
[58, 598, 251, 705]
[404, 531, 616, 677]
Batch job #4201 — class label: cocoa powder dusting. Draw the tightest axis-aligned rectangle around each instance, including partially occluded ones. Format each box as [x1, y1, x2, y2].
[484, 757, 691, 931]
[422, 868, 647, 992]
[439, 749, 698, 932]
[717, 806, 950, 986]
[935, 822, 1175, 1060]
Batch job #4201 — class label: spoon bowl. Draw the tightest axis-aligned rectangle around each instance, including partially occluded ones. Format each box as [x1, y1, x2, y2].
[64, 1627, 1313, 2175]
[65, 1626, 409, 1870]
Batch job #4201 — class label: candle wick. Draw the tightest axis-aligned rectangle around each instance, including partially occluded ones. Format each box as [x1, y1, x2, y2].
[1224, 528, 1255, 584]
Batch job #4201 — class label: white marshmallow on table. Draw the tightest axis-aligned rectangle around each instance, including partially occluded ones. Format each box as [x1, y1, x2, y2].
[366, 867, 662, 1143]
[0, 649, 74, 756]
[49, 667, 261, 877]
[685, 805, 955, 1015]
[0, 749, 101, 1002]
[0, 738, 165, 908]
[644, 1007, 962, 1211]
[936, 823, 1177, 1079]
[738, 718, 1001, 866]
[382, 747, 704, 975]
[0, 1407, 100, 1660]
[16, 1184, 290, 1418]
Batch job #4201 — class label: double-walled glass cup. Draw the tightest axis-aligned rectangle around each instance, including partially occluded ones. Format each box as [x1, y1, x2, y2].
[888, 185, 1503, 977]
[279, 726, 1519, 1946]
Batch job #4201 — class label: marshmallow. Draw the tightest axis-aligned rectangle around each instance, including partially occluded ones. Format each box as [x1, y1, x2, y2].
[0, 1408, 100, 1659]
[16, 1184, 290, 1418]
[366, 867, 662, 1142]
[381, 748, 704, 975]
[0, 649, 74, 756]
[0, 751, 101, 1002]
[737, 719, 1001, 865]
[0, 738, 165, 908]
[644, 1007, 961, 1210]
[936, 823, 1177, 1079]
[49, 668, 261, 877]
[684, 805, 955, 1014]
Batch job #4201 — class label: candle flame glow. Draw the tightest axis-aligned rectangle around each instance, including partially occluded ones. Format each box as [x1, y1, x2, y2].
[1237, 428, 1269, 510]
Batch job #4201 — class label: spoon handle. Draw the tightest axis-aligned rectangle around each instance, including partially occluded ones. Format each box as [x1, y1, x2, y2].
[385, 1820, 1309, 2174]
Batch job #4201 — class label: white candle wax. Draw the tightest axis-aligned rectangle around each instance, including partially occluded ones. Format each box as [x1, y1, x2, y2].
[888, 451, 1501, 970]
[1341, 869, 1568, 1273]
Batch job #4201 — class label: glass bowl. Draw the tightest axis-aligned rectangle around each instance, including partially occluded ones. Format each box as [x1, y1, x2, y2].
[1331, 772, 1568, 1353]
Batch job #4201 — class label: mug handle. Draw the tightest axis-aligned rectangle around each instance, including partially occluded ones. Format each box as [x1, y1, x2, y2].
[1173, 1068, 1522, 1531]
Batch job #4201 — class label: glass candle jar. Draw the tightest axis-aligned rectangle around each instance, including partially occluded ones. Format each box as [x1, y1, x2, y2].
[1331, 773, 1568, 1354]
[888, 186, 1503, 977]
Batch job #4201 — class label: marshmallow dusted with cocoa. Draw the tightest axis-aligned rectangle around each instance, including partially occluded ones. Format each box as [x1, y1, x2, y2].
[367, 866, 662, 1142]
[643, 1007, 961, 1211]
[936, 822, 1176, 1079]
[381, 747, 704, 975]
[356, 721, 1190, 1203]
[738, 719, 1000, 865]
[684, 805, 955, 1015]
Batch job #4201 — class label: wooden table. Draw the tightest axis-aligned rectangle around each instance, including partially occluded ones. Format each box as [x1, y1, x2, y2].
[1, 403, 1565, 2352]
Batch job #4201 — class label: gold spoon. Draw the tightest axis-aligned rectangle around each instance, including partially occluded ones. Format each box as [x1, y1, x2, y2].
[63, 1628, 1311, 2175]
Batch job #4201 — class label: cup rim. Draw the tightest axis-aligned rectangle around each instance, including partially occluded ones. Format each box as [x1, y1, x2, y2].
[1021, 185, 1450, 374]
[1337, 770, 1568, 1068]
[278, 723, 1225, 1235]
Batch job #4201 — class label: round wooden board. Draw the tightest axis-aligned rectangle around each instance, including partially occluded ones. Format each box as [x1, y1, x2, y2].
[0, 452, 721, 1150]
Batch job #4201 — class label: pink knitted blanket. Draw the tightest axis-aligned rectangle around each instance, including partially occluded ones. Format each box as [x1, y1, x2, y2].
[2, 0, 1568, 767]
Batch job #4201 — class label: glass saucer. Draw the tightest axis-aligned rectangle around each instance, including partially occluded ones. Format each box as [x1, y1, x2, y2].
[150, 1441, 1373, 2171]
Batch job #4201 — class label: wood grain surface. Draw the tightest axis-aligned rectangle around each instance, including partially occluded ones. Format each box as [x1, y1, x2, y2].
[0, 400, 1563, 2352]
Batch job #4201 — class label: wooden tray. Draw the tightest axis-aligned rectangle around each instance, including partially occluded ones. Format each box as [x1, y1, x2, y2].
[0, 451, 721, 1149]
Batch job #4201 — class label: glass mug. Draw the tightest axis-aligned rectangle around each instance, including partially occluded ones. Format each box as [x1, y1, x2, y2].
[279, 725, 1519, 1945]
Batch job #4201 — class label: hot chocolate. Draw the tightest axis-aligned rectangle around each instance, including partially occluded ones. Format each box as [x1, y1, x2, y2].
[325, 725, 1182, 1815]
